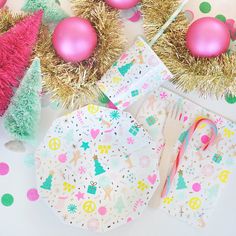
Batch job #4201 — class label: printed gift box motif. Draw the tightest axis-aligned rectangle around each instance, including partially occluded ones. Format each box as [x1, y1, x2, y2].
[35, 105, 161, 232]
[98, 37, 173, 110]
[135, 87, 236, 228]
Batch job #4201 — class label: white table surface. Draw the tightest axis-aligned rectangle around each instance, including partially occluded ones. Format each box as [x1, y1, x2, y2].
[1, 1, 236, 236]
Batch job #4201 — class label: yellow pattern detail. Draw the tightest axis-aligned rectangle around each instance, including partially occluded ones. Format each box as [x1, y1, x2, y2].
[83, 200, 96, 213]
[87, 104, 100, 115]
[224, 128, 235, 138]
[135, 40, 145, 48]
[112, 77, 122, 84]
[98, 145, 111, 154]
[163, 197, 173, 204]
[218, 170, 231, 183]
[188, 197, 202, 210]
[48, 138, 61, 151]
[63, 182, 76, 193]
[137, 180, 149, 191]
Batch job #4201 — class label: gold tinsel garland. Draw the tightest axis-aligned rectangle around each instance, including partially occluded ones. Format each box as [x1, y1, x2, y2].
[0, 1, 124, 109]
[142, 0, 236, 96]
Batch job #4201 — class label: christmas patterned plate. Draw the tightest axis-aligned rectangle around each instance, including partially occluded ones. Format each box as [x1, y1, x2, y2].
[35, 105, 160, 232]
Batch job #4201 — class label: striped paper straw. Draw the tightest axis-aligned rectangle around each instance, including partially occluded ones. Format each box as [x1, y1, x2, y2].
[149, 0, 189, 47]
[161, 118, 218, 198]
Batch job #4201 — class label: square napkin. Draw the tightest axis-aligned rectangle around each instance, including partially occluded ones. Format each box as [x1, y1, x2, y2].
[135, 87, 236, 227]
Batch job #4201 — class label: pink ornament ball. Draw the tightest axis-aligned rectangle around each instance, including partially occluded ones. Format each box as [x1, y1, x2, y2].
[0, 0, 7, 8]
[105, 0, 140, 10]
[186, 17, 231, 58]
[52, 17, 98, 63]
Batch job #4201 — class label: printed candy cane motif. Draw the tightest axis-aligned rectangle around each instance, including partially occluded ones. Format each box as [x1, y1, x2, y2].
[162, 118, 218, 197]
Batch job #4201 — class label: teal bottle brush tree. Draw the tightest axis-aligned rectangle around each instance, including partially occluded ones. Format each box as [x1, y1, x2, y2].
[3, 58, 42, 144]
[22, 0, 68, 24]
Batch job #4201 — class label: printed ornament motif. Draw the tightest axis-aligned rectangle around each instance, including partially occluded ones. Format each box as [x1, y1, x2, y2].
[135, 87, 236, 227]
[22, 0, 68, 24]
[0, 10, 43, 116]
[4, 58, 42, 142]
[98, 37, 172, 110]
[36, 105, 160, 232]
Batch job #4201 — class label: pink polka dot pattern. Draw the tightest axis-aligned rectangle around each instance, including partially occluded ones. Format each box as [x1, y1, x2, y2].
[98, 206, 107, 216]
[27, 188, 39, 201]
[201, 135, 210, 144]
[192, 183, 201, 192]
[0, 162, 9, 176]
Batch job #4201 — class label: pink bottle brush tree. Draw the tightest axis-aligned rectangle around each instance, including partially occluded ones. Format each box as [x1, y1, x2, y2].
[0, 10, 43, 116]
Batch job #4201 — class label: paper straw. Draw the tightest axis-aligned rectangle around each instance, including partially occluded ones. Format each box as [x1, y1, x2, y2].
[149, 0, 189, 47]
[161, 118, 218, 198]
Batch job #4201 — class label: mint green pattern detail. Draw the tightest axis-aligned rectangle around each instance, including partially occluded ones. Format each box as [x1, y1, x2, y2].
[4, 58, 42, 142]
[22, 0, 68, 24]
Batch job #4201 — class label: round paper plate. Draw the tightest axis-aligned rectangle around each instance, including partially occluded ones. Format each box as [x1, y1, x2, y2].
[36, 105, 160, 232]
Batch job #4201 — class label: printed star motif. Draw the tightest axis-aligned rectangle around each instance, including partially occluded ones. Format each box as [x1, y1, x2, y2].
[81, 141, 90, 151]
[75, 192, 85, 201]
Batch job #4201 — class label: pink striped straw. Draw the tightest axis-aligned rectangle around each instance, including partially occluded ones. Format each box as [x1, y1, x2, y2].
[161, 118, 218, 198]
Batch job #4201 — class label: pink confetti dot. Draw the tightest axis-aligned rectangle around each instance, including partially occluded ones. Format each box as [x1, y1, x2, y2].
[58, 153, 67, 163]
[127, 217, 133, 223]
[192, 183, 201, 192]
[27, 188, 39, 201]
[0, 162, 9, 176]
[98, 206, 107, 216]
[201, 135, 210, 144]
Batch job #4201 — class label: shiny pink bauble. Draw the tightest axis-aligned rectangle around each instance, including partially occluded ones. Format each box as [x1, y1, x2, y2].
[52, 17, 98, 63]
[105, 0, 140, 9]
[0, 0, 7, 8]
[186, 17, 231, 58]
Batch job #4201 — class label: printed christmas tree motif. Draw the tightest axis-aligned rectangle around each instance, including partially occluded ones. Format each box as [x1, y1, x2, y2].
[118, 59, 135, 76]
[0, 11, 43, 116]
[4, 58, 42, 142]
[22, 0, 68, 24]
[41, 171, 54, 190]
[93, 155, 106, 176]
[114, 196, 125, 213]
[176, 170, 187, 190]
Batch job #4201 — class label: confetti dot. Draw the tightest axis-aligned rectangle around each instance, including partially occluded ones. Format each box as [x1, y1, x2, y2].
[0, 162, 9, 176]
[192, 183, 201, 192]
[216, 14, 226, 22]
[27, 188, 39, 201]
[225, 94, 236, 104]
[127, 217, 133, 223]
[1, 193, 14, 207]
[98, 206, 107, 216]
[201, 135, 210, 144]
[58, 153, 67, 163]
[200, 2, 211, 14]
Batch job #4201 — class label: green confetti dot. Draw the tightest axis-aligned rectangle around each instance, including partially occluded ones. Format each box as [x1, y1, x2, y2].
[216, 14, 226, 22]
[1, 193, 14, 207]
[200, 2, 212, 14]
[225, 94, 236, 104]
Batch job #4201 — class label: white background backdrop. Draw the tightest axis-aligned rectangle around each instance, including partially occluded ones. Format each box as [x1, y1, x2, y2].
[0, 1, 236, 236]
